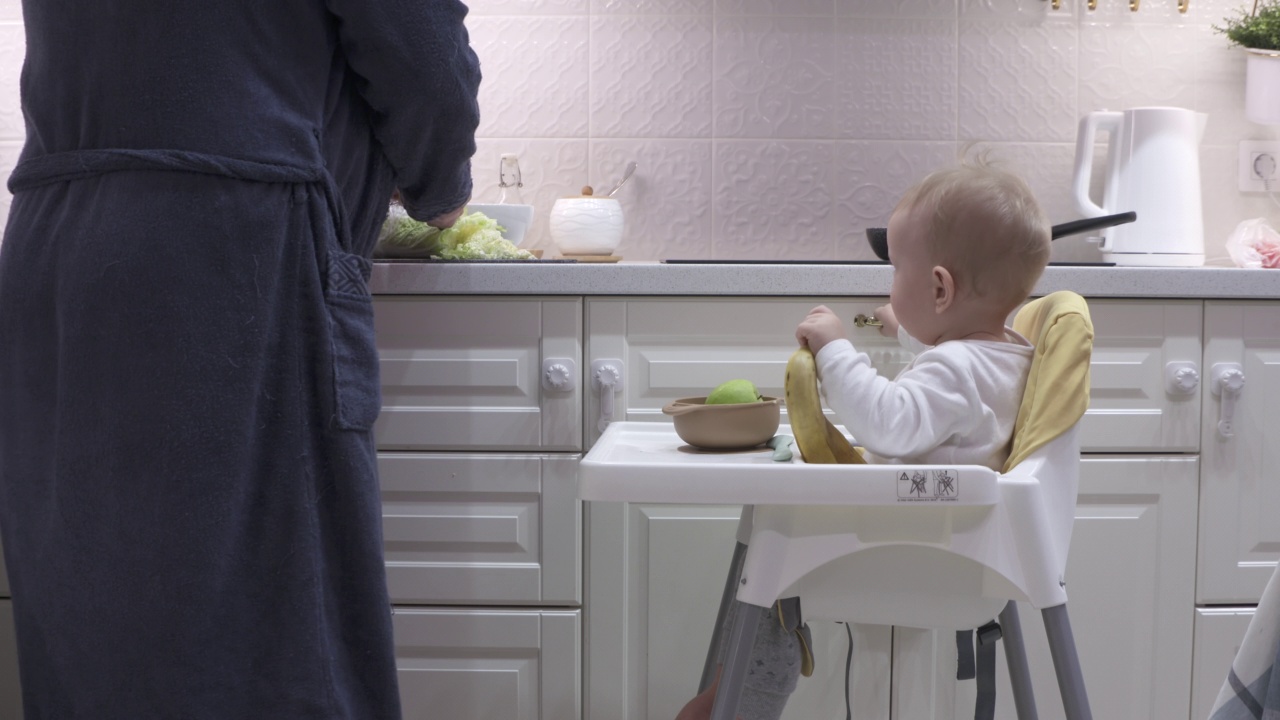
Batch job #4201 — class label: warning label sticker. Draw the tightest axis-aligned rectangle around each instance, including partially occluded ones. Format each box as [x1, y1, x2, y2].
[896, 469, 960, 502]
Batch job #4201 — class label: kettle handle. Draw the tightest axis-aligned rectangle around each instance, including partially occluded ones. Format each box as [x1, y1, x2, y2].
[1072, 111, 1124, 250]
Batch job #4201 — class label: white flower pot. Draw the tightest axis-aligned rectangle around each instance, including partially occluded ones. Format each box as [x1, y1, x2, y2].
[1246, 48, 1280, 125]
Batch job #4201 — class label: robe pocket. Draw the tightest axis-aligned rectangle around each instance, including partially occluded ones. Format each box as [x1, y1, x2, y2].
[325, 253, 381, 432]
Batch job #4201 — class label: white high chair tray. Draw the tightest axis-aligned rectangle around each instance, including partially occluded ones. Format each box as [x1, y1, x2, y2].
[580, 422, 999, 506]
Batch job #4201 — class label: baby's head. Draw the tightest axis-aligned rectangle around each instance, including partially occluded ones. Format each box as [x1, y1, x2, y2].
[886, 155, 1051, 344]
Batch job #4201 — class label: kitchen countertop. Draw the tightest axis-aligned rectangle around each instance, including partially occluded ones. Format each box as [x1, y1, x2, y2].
[369, 260, 1280, 299]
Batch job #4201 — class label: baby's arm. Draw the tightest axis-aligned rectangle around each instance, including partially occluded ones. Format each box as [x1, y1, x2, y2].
[815, 341, 977, 460]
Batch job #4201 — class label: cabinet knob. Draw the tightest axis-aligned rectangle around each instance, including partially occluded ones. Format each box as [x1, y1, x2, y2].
[1164, 361, 1200, 395]
[592, 359, 625, 432]
[542, 358, 577, 393]
[1211, 363, 1246, 438]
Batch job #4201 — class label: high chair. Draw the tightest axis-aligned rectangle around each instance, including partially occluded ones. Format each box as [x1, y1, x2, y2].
[704, 290, 1094, 720]
[577, 291, 1095, 720]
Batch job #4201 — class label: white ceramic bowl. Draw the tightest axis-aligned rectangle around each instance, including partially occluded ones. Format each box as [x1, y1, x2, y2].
[549, 197, 624, 255]
[467, 203, 535, 247]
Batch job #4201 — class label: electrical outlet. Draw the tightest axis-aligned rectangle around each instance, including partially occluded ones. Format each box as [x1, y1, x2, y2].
[1239, 140, 1280, 192]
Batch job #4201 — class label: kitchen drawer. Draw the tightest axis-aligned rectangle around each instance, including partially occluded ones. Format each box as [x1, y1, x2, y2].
[1082, 300, 1202, 453]
[393, 607, 580, 720]
[586, 297, 912, 445]
[374, 297, 582, 452]
[379, 452, 580, 606]
[1191, 607, 1255, 720]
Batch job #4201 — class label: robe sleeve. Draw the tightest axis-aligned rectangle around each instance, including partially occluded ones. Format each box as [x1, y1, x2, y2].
[325, 0, 482, 221]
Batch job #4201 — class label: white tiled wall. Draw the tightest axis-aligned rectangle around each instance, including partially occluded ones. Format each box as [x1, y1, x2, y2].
[463, 0, 1280, 264]
[0, 1, 1275, 264]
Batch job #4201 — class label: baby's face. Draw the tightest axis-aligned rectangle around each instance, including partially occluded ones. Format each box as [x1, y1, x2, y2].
[886, 208, 939, 344]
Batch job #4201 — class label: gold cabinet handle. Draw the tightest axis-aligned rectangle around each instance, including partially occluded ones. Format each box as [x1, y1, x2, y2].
[853, 314, 882, 328]
[1178, 0, 1189, 12]
[1088, 0, 1098, 9]
[1130, 0, 1140, 10]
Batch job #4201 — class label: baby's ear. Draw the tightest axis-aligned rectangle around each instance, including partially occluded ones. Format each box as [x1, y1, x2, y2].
[932, 265, 955, 313]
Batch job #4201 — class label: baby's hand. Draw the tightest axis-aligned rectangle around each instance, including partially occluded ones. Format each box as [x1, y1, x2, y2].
[874, 304, 899, 339]
[796, 305, 847, 354]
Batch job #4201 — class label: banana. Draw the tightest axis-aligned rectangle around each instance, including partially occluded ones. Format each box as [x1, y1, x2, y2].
[784, 347, 865, 464]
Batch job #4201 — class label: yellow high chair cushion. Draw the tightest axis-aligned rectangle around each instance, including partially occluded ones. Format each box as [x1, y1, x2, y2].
[1002, 291, 1094, 473]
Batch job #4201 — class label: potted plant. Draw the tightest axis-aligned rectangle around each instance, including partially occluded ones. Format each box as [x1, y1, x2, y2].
[1217, 0, 1280, 124]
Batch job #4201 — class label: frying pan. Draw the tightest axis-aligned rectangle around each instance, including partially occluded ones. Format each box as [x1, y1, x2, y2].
[864, 211, 1137, 263]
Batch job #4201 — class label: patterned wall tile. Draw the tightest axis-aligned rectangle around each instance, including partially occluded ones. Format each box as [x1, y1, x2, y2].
[468, 16, 590, 138]
[594, 0, 713, 13]
[960, 0, 1074, 21]
[0, 140, 19, 242]
[1078, 23, 1197, 113]
[1199, 144, 1280, 266]
[836, 0, 958, 18]
[716, 0, 835, 16]
[830, 141, 958, 260]
[590, 15, 713, 138]
[712, 140, 836, 259]
[0, 23, 21, 141]
[469, 139, 590, 255]
[1081, 0, 1240, 25]
[589, 140, 714, 260]
[835, 18, 958, 140]
[465, 0, 589, 15]
[714, 16, 836, 139]
[1192, 23, 1262, 146]
[958, 20, 1079, 142]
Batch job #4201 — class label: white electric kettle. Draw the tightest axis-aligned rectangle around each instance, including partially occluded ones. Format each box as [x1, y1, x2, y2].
[1071, 106, 1207, 267]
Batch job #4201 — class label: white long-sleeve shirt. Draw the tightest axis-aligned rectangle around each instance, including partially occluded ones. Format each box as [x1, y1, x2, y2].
[813, 328, 1033, 471]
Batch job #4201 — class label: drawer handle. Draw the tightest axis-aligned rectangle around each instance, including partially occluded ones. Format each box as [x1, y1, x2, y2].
[592, 359, 625, 432]
[1211, 363, 1245, 438]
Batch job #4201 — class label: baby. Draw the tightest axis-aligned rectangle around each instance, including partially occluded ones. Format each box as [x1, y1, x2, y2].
[677, 155, 1052, 720]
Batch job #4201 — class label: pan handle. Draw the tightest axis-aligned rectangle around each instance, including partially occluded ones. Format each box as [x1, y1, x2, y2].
[1051, 211, 1138, 240]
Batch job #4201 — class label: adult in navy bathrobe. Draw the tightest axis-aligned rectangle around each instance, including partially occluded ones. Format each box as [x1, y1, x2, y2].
[0, 1, 479, 717]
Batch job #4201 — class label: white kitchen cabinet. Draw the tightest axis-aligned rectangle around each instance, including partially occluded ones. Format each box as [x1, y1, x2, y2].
[1082, 300, 1202, 453]
[0, 599, 19, 720]
[373, 297, 583, 452]
[895, 456, 1199, 720]
[1191, 607, 1255, 720]
[373, 296, 585, 717]
[584, 501, 891, 720]
[1198, 301, 1280, 605]
[378, 452, 580, 606]
[393, 607, 580, 720]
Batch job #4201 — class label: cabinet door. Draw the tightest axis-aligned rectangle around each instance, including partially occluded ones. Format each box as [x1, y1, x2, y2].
[394, 607, 579, 720]
[379, 453, 580, 606]
[894, 456, 1199, 720]
[1083, 300, 1202, 453]
[1199, 301, 1280, 604]
[585, 502, 890, 720]
[374, 297, 582, 451]
[1191, 607, 1255, 720]
[585, 298, 909, 446]
[0, 599, 20, 720]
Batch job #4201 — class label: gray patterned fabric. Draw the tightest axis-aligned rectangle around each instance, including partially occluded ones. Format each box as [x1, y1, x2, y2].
[1211, 565, 1280, 720]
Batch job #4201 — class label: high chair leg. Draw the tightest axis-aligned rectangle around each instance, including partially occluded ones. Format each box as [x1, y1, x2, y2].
[710, 601, 765, 720]
[998, 601, 1039, 719]
[701, 540, 749, 693]
[1042, 604, 1093, 720]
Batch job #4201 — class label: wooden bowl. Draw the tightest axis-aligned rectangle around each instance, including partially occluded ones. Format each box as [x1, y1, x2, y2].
[661, 396, 782, 450]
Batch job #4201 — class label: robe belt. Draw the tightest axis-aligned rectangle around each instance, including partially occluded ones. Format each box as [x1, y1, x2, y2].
[7, 147, 353, 255]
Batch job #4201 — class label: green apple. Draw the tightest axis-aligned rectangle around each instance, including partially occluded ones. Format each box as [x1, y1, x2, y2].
[706, 379, 762, 404]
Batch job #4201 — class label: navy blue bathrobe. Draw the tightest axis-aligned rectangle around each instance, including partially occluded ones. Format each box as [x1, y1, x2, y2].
[0, 1, 479, 717]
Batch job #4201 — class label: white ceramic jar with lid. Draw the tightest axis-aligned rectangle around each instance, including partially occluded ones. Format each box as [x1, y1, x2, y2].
[549, 186, 624, 256]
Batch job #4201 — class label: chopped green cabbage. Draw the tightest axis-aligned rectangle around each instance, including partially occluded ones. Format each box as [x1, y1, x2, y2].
[376, 206, 535, 261]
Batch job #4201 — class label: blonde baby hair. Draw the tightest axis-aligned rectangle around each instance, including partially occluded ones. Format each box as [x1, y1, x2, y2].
[894, 150, 1051, 308]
